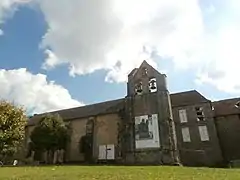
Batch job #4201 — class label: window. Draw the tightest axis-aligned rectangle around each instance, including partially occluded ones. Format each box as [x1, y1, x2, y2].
[135, 81, 143, 95]
[149, 78, 157, 93]
[179, 109, 188, 123]
[181, 127, 191, 142]
[195, 107, 205, 121]
[198, 125, 209, 141]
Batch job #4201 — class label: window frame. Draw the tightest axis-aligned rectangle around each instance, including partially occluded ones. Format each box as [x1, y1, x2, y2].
[195, 106, 205, 121]
[181, 127, 191, 142]
[179, 109, 188, 123]
[198, 125, 210, 141]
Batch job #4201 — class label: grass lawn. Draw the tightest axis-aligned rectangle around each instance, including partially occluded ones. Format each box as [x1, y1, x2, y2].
[0, 166, 239, 180]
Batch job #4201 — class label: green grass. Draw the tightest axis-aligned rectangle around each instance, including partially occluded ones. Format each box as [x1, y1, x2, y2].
[0, 166, 239, 180]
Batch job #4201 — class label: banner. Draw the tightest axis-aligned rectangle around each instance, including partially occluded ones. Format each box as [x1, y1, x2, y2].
[135, 114, 160, 149]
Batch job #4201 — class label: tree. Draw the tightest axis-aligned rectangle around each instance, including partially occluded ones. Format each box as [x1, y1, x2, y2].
[30, 113, 70, 163]
[0, 100, 27, 161]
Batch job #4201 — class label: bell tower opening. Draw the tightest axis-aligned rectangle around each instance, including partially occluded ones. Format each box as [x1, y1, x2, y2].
[135, 81, 143, 95]
[149, 77, 157, 93]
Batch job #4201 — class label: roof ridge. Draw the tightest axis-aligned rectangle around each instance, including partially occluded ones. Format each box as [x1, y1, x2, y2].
[170, 89, 197, 95]
[213, 97, 240, 103]
[33, 98, 124, 117]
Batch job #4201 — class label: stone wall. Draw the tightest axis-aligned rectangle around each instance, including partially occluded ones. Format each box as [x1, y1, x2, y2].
[92, 113, 121, 161]
[172, 102, 223, 167]
[122, 92, 177, 165]
[215, 114, 240, 162]
[67, 118, 88, 162]
[25, 113, 121, 163]
[125, 61, 179, 165]
[64, 113, 121, 162]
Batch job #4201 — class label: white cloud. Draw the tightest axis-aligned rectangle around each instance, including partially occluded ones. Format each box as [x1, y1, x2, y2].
[0, 68, 83, 114]
[42, 49, 60, 70]
[36, 0, 203, 83]
[196, 28, 240, 94]
[0, 0, 30, 29]
[195, 0, 240, 94]
[2, 0, 240, 95]
[0, 0, 16, 25]
[36, 0, 240, 94]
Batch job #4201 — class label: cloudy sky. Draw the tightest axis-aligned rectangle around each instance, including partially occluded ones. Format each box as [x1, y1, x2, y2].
[0, 0, 239, 114]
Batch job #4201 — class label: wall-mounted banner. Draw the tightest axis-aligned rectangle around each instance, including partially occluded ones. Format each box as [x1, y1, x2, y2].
[135, 114, 160, 149]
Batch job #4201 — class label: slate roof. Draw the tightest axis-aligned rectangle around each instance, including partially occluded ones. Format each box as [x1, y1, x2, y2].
[27, 90, 210, 126]
[27, 98, 125, 126]
[170, 90, 210, 107]
[128, 68, 138, 78]
[213, 98, 240, 117]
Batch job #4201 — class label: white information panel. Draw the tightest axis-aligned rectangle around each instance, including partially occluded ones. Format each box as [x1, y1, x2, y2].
[135, 114, 160, 149]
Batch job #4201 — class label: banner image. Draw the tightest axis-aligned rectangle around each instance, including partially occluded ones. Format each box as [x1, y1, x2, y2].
[135, 114, 160, 149]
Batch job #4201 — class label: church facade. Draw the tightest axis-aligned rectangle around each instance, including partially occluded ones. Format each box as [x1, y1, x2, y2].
[25, 61, 240, 167]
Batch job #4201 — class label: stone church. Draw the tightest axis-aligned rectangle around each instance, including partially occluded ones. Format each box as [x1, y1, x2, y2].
[25, 61, 240, 167]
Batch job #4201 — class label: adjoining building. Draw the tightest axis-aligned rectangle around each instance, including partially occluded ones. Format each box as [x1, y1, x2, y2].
[25, 61, 240, 167]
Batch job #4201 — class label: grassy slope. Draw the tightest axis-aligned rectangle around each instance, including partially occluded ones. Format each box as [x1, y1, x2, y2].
[0, 166, 239, 180]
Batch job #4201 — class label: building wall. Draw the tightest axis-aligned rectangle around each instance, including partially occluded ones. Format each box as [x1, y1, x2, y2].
[25, 118, 90, 162]
[67, 118, 88, 162]
[66, 113, 121, 162]
[93, 113, 121, 161]
[24, 113, 121, 163]
[129, 92, 175, 164]
[215, 114, 240, 162]
[172, 102, 223, 167]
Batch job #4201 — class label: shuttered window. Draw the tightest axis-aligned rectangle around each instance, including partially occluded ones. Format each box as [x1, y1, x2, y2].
[179, 109, 188, 123]
[198, 125, 209, 141]
[181, 127, 191, 142]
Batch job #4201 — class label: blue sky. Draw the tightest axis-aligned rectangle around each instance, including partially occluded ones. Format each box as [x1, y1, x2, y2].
[0, 6, 125, 103]
[0, 0, 239, 114]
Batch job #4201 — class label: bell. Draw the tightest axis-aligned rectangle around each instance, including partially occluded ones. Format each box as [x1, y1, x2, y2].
[150, 84, 156, 90]
[136, 87, 143, 93]
[135, 82, 143, 92]
[149, 79, 156, 90]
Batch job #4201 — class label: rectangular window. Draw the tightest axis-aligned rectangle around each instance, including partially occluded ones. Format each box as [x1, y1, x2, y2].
[179, 109, 188, 123]
[198, 125, 209, 141]
[195, 107, 205, 121]
[181, 127, 191, 142]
